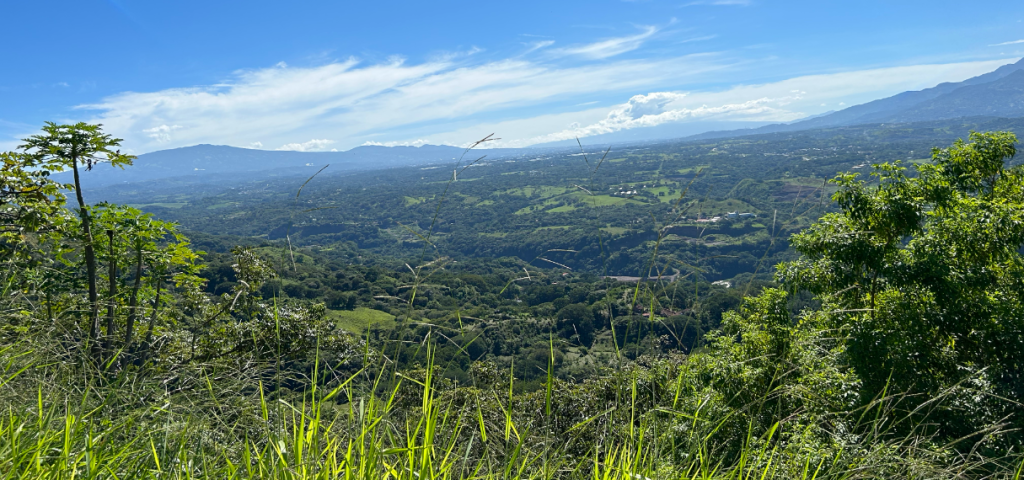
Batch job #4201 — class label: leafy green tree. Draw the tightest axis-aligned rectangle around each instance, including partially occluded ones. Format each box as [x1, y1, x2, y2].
[19, 123, 135, 349]
[169, 246, 340, 369]
[779, 131, 1022, 432]
[0, 151, 76, 315]
[0, 151, 69, 236]
[556, 303, 595, 345]
[90, 203, 195, 352]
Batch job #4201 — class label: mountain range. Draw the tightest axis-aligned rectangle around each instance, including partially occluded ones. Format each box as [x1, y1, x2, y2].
[686, 57, 1024, 141]
[62, 144, 528, 189]
[65, 57, 1024, 190]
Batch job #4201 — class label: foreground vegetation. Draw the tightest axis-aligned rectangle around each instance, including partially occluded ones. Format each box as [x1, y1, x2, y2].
[2, 122, 1024, 478]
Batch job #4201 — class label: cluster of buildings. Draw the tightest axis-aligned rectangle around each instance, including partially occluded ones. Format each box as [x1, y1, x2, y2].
[693, 212, 756, 223]
[612, 184, 650, 196]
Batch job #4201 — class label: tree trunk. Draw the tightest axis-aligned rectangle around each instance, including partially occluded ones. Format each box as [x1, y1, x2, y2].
[71, 157, 99, 350]
[105, 229, 117, 348]
[142, 275, 162, 363]
[124, 244, 143, 349]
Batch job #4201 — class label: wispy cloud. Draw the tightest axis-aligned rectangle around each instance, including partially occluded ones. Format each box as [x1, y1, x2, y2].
[77, 50, 734, 152]
[523, 40, 555, 54]
[69, 27, 1017, 155]
[548, 26, 658, 59]
[679, 35, 717, 44]
[421, 58, 1015, 148]
[0, 119, 40, 152]
[989, 39, 1024, 46]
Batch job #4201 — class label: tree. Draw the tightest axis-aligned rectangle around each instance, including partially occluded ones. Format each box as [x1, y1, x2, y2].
[557, 303, 595, 346]
[778, 131, 1022, 435]
[0, 151, 68, 236]
[90, 203, 190, 352]
[19, 123, 135, 350]
[0, 151, 78, 324]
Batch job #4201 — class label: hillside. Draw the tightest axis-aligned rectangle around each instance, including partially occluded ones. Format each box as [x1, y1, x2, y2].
[9, 1, 1024, 477]
[86, 116, 1024, 282]
[4, 120, 1024, 478]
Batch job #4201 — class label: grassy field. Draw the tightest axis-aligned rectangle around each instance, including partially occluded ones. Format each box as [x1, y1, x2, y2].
[514, 197, 570, 215]
[547, 204, 577, 213]
[574, 193, 644, 207]
[601, 226, 629, 235]
[501, 186, 567, 198]
[329, 306, 397, 333]
[534, 225, 571, 231]
[205, 201, 240, 210]
[691, 198, 759, 215]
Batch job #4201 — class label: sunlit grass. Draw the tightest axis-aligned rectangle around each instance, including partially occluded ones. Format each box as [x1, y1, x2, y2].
[329, 307, 397, 333]
[1, 336, 1015, 479]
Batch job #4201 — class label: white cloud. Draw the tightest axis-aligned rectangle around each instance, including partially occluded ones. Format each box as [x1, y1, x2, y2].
[277, 139, 335, 152]
[71, 36, 1018, 154]
[415, 58, 1015, 148]
[77, 51, 734, 153]
[521, 60, 1015, 144]
[548, 26, 658, 59]
[990, 39, 1024, 46]
[142, 124, 182, 143]
[520, 93, 792, 145]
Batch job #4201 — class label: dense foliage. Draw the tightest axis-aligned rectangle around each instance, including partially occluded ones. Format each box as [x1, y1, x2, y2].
[0, 122, 1023, 478]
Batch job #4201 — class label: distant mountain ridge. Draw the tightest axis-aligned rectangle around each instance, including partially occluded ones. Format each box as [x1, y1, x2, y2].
[60, 143, 527, 189]
[62, 57, 1024, 189]
[532, 120, 775, 148]
[687, 57, 1024, 141]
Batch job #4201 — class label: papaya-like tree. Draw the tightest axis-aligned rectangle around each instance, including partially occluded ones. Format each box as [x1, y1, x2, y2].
[19, 123, 135, 351]
[140, 236, 204, 363]
[90, 203, 190, 354]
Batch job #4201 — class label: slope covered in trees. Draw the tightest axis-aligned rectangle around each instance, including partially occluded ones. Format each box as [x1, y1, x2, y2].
[0, 123, 1023, 478]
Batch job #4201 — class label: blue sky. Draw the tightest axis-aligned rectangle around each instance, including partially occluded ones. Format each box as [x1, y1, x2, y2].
[1, 0, 1022, 153]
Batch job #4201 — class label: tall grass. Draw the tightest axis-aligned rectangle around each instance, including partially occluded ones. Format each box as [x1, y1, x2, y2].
[0, 331, 1021, 479]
